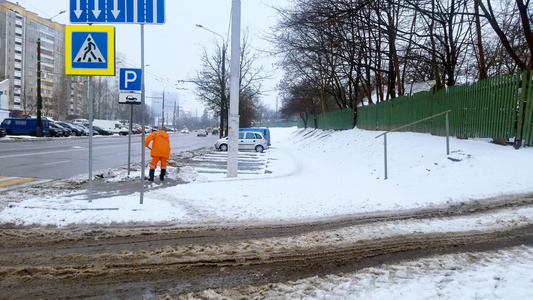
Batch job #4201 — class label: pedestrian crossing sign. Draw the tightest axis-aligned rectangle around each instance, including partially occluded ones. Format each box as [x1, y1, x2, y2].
[65, 25, 115, 75]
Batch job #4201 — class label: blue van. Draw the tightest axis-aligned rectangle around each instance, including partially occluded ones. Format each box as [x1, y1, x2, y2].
[0, 117, 51, 136]
[240, 127, 271, 146]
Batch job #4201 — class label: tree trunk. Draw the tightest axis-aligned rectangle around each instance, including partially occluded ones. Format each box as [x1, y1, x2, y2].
[474, 0, 488, 79]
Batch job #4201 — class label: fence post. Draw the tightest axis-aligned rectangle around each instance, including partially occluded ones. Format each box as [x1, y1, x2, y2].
[384, 133, 388, 180]
[446, 111, 450, 155]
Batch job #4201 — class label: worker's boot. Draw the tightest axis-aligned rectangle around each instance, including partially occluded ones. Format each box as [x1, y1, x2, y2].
[148, 169, 155, 181]
[160, 168, 166, 181]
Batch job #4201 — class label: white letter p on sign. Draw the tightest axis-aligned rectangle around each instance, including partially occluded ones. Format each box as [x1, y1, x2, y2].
[124, 71, 137, 89]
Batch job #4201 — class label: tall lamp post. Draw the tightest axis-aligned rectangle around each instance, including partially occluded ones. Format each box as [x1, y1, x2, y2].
[161, 87, 165, 128]
[36, 38, 42, 137]
[196, 24, 226, 138]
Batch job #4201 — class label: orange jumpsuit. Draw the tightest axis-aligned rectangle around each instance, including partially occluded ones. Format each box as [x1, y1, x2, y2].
[145, 130, 171, 170]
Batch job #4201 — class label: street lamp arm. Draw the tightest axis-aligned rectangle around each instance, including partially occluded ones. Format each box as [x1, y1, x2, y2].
[196, 24, 225, 46]
[177, 79, 198, 84]
[50, 10, 66, 20]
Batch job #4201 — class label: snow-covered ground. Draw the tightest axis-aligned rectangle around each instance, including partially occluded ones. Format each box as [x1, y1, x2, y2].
[1, 127, 532, 299]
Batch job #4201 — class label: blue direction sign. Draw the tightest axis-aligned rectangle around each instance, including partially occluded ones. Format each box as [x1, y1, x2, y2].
[70, 0, 165, 24]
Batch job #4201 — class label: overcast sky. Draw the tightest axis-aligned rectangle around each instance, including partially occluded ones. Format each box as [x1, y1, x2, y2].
[18, 0, 289, 115]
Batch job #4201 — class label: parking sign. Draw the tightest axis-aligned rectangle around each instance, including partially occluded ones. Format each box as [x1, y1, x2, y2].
[120, 68, 142, 91]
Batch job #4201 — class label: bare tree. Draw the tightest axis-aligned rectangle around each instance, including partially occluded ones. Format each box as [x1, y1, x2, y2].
[193, 31, 268, 135]
[478, 0, 532, 70]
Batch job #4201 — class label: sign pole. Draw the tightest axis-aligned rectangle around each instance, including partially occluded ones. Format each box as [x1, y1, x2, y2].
[128, 105, 133, 176]
[140, 24, 146, 204]
[88, 75, 94, 202]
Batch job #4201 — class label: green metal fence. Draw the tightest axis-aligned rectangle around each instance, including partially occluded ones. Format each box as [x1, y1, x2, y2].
[357, 71, 533, 146]
[254, 120, 299, 128]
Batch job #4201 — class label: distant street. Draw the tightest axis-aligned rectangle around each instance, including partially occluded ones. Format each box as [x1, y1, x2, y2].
[0, 132, 219, 179]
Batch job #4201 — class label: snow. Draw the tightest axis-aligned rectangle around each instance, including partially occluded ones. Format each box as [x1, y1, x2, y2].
[1, 127, 532, 299]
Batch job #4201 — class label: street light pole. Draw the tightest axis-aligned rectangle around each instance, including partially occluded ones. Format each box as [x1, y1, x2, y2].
[196, 24, 226, 138]
[162, 88, 165, 128]
[227, 0, 241, 178]
[36, 38, 42, 137]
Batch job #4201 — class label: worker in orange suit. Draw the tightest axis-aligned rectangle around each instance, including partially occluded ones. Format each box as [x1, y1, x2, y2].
[144, 127, 171, 181]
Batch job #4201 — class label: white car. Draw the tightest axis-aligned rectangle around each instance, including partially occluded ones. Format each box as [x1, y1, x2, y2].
[181, 128, 190, 134]
[197, 129, 207, 137]
[215, 131, 269, 153]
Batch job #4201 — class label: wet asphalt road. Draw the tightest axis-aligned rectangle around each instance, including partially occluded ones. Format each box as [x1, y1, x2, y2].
[0, 132, 219, 179]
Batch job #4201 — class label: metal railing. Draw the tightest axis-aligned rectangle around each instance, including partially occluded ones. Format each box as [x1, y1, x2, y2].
[375, 110, 451, 179]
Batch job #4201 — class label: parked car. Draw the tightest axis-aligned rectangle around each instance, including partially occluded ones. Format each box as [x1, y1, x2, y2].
[57, 121, 84, 136]
[56, 123, 72, 137]
[49, 122, 65, 137]
[93, 125, 113, 136]
[93, 119, 129, 135]
[0, 117, 51, 136]
[215, 131, 269, 153]
[72, 118, 89, 126]
[75, 124, 93, 135]
[240, 127, 271, 146]
[197, 129, 207, 137]
[0, 128, 6, 138]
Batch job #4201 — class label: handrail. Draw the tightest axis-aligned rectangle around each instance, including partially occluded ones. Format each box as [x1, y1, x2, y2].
[375, 110, 451, 138]
[375, 110, 451, 179]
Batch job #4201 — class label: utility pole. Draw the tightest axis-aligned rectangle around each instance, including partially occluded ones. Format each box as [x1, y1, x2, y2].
[162, 88, 165, 128]
[36, 38, 42, 137]
[173, 100, 176, 130]
[196, 24, 226, 138]
[227, 0, 241, 177]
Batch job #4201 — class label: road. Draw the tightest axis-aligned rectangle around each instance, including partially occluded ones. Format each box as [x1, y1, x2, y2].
[0, 132, 219, 179]
[0, 194, 531, 299]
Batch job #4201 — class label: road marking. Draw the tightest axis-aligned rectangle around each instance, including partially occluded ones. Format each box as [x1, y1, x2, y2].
[0, 145, 121, 159]
[0, 176, 52, 192]
[41, 160, 70, 167]
[0, 176, 35, 187]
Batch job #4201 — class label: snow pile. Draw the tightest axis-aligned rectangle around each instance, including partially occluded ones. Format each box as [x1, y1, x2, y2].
[185, 245, 532, 299]
[1, 127, 533, 226]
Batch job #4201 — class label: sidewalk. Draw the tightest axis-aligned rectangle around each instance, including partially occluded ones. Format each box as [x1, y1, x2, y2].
[70, 176, 186, 200]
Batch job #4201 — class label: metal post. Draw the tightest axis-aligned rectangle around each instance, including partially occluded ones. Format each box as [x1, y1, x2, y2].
[88, 76, 93, 202]
[221, 45, 226, 138]
[227, 0, 241, 178]
[162, 88, 165, 128]
[384, 133, 388, 180]
[140, 24, 146, 204]
[127, 105, 133, 176]
[173, 101, 176, 130]
[195, 24, 226, 138]
[36, 39, 42, 137]
[446, 112, 450, 155]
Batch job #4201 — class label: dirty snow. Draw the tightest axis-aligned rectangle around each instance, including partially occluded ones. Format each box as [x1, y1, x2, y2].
[1, 127, 532, 299]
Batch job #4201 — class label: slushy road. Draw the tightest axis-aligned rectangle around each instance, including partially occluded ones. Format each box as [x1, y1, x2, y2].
[0, 132, 219, 179]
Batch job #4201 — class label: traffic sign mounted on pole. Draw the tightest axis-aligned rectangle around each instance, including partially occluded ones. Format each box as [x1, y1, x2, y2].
[65, 25, 115, 75]
[119, 92, 142, 105]
[70, 0, 165, 24]
[120, 68, 142, 91]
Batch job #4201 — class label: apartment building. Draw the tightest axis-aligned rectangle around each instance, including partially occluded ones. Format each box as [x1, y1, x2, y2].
[0, 1, 93, 120]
